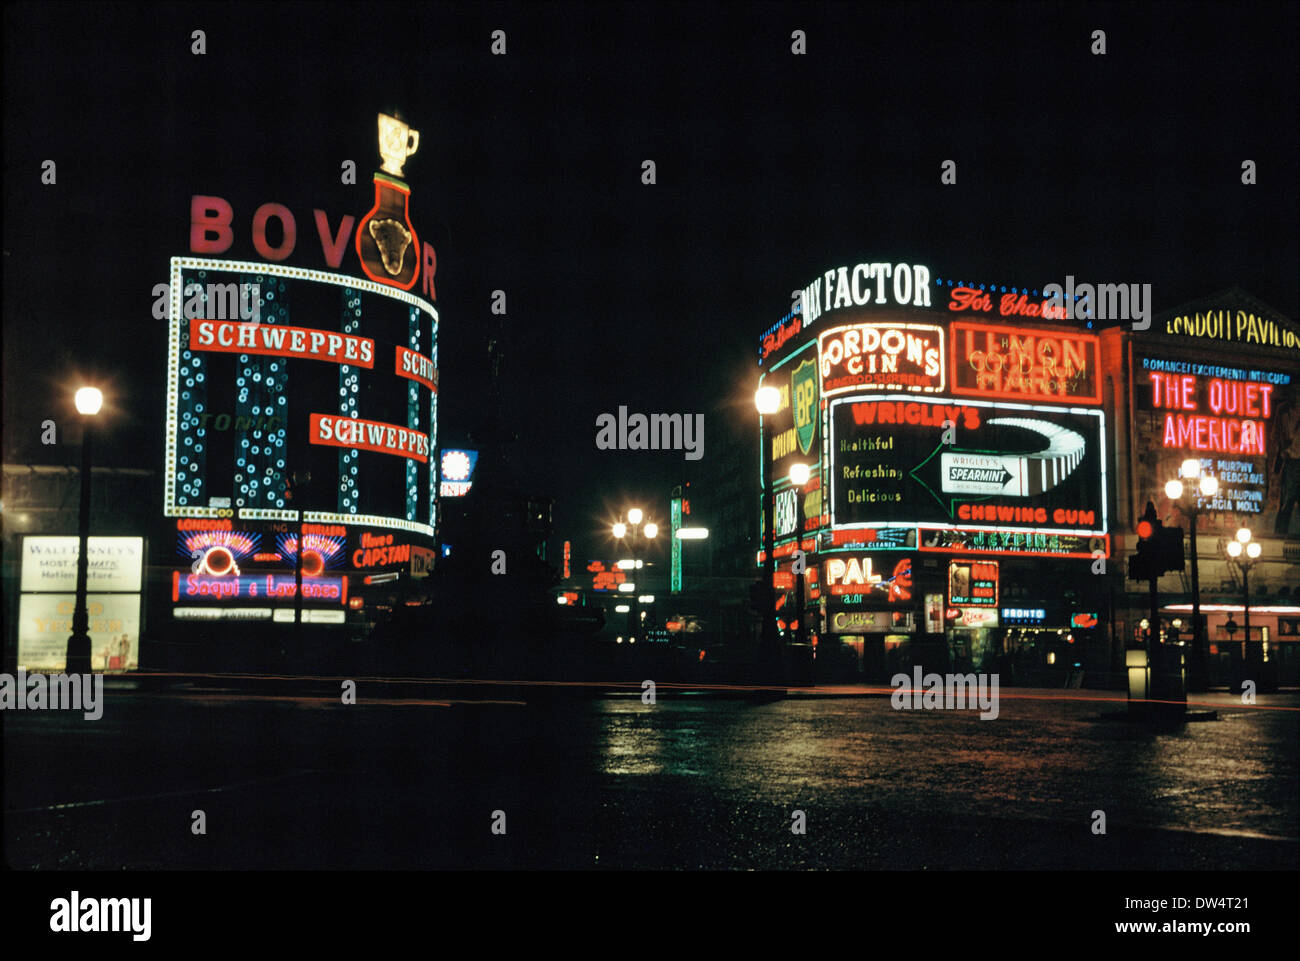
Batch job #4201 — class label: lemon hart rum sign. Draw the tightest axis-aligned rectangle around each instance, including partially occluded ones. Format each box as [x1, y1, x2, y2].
[356, 113, 423, 291]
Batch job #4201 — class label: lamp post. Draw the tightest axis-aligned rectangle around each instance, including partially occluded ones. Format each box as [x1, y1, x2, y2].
[67, 386, 103, 674]
[1164, 459, 1218, 691]
[755, 385, 781, 678]
[612, 509, 657, 641]
[1226, 527, 1262, 666]
[788, 463, 811, 655]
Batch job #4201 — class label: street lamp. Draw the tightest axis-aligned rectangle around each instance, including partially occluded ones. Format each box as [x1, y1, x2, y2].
[788, 463, 812, 654]
[613, 509, 657, 641]
[1165, 461, 1218, 690]
[755, 385, 781, 677]
[67, 386, 104, 673]
[1226, 527, 1263, 665]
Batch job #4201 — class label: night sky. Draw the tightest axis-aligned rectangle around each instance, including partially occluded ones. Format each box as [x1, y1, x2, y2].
[4, 1, 1296, 564]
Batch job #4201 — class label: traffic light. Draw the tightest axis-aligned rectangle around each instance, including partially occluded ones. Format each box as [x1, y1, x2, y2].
[1128, 501, 1185, 581]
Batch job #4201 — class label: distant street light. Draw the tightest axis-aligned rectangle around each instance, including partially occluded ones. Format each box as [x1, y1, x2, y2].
[612, 508, 658, 640]
[67, 386, 104, 673]
[1167, 462, 1218, 690]
[1226, 527, 1263, 664]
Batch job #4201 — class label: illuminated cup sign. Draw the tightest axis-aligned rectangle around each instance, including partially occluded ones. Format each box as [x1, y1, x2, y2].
[818, 323, 945, 396]
[948, 560, 998, 607]
[950, 322, 1100, 404]
[1071, 612, 1099, 628]
[829, 396, 1106, 536]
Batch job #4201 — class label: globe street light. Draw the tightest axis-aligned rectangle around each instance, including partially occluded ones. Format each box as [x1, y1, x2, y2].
[1226, 527, 1263, 666]
[1167, 462, 1217, 690]
[67, 386, 104, 673]
[755, 383, 782, 678]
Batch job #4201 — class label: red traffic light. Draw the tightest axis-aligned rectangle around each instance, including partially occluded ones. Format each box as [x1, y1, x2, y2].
[1137, 519, 1155, 539]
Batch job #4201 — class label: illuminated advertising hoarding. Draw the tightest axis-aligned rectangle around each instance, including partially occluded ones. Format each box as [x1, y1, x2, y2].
[1161, 307, 1300, 353]
[949, 322, 1100, 404]
[168, 114, 439, 540]
[1135, 356, 1297, 535]
[164, 259, 438, 536]
[818, 323, 945, 396]
[20, 537, 144, 593]
[172, 519, 352, 620]
[17, 594, 142, 672]
[829, 396, 1107, 537]
[822, 554, 913, 602]
[760, 341, 824, 542]
[948, 559, 998, 606]
[439, 448, 478, 497]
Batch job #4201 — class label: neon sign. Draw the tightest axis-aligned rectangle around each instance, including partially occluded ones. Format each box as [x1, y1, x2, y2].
[439, 448, 478, 497]
[819, 323, 944, 396]
[946, 287, 1067, 321]
[1164, 309, 1299, 352]
[950, 322, 1100, 404]
[1147, 370, 1273, 455]
[310, 413, 430, 461]
[190, 319, 375, 367]
[396, 345, 438, 391]
[830, 396, 1107, 537]
[172, 572, 347, 603]
[948, 560, 998, 607]
[824, 555, 912, 602]
[797, 262, 933, 327]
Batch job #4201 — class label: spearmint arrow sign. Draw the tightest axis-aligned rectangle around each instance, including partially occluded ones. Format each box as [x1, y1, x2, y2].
[830, 397, 1106, 535]
[939, 418, 1086, 496]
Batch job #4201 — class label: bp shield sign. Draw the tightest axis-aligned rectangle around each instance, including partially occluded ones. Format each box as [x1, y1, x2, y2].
[792, 358, 819, 455]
